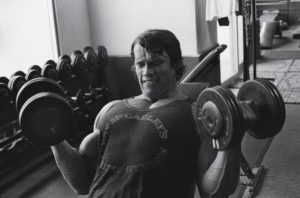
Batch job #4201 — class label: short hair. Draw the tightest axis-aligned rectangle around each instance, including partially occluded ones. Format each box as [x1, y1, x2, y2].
[130, 29, 185, 81]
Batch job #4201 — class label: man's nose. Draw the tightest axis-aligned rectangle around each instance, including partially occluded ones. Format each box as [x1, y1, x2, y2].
[142, 64, 154, 75]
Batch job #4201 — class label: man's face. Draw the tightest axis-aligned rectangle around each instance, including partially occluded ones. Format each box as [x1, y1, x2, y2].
[133, 44, 177, 101]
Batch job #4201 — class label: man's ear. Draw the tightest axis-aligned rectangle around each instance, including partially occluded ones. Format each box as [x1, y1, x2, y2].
[131, 65, 136, 72]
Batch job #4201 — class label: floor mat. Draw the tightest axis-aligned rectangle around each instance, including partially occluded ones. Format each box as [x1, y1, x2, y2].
[277, 72, 300, 103]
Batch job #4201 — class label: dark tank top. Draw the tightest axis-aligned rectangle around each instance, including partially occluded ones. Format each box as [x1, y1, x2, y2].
[88, 99, 200, 198]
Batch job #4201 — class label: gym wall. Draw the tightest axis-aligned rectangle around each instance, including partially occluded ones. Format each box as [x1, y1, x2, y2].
[53, 0, 221, 98]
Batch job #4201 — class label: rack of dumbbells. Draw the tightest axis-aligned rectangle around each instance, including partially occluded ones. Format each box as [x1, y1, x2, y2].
[0, 45, 110, 189]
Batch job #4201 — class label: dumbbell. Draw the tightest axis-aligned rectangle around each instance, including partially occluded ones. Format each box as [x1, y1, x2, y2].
[0, 76, 9, 85]
[97, 45, 109, 68]
[41, 60, 59, 81]
[56, 54, 75, 83]
[17, 78, 89, 146]
[11, 70, 26, 78]
[56, 54, 78, 95]
[83, 46, 99, 71]
[27, 65, 42, 74]
[83, 46, 103, 88]
[26, 65, 42, 81]
[8, 75, 27, 99]
[74, 87, 108, 106]
[196, 79, 285, 150]
[66, 87, 108, 121]
[0, 82, 12, 106]
[71, 50, 90, 91]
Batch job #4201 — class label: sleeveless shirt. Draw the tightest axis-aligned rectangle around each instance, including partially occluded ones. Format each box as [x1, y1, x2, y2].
[88, 99, 200, 198]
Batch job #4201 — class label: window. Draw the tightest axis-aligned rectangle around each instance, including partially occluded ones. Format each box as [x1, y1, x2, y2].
[0, 0, 58, 77]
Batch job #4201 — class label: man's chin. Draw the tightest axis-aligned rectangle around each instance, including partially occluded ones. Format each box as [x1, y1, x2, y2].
[142, 91, 159, 102]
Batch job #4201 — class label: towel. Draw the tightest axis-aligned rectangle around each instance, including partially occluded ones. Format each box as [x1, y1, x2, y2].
[206, 0, 236, 21]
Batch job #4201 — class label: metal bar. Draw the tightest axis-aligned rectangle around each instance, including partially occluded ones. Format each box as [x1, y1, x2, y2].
[251, 0, 257, 79]
[181, 44, 227, 83]
[240, 152, 255, 179]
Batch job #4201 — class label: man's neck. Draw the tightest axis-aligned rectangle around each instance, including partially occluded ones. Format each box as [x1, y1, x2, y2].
[130, 87, 188, 109]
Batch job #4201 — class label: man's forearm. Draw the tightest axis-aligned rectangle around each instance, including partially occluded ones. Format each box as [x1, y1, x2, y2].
[199, 143, 241, 198]
[51, 141, 94, 194]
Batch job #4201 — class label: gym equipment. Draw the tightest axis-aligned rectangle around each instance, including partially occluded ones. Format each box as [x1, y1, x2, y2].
[19, 92, 75, 146]
[45, 59, 57, 66]
[83, 46, 103, 88]
[16, 77, 65, 113]
[17, 78, 108, 146]
[237, 79, 285, 139]
[0, 83, 12, 106]
[97, 45, 109, 68]
[41, 63, 59, 81]
[197, 79, 285, 150]
[27, 65, 42, 74]
[11, 71, 26, 78]
[8, 75, 27, 99]
[17, 78, 76, 146]
[71, 52, 89, 91]
[0, 76, 9, 85]
[71, 51, 89, 77]
[84, 47, 99, 71]
[25, 69, 41, 81]
[56, 55, 74, 82]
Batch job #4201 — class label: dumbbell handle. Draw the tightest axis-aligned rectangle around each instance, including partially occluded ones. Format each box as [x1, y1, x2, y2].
[239, 101, 260, 130]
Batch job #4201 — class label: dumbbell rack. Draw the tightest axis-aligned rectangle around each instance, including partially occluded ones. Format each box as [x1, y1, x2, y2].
[0, 45, 110, 190]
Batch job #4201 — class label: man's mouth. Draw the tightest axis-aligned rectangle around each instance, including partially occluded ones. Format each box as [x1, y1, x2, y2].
[142, 79, 158, 85]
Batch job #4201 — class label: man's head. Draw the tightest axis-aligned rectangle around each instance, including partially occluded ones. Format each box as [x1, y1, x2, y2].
[131, 29, 185, 101]
[130, 29, 185, 81]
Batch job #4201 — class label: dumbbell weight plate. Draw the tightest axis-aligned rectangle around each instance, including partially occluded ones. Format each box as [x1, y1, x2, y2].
[215, 86, 244, 142]
[28, 65, 42, 74]
[16, 77, 65, 113]
[83, 46, 94, 53]
[57, 55, 73, 82]
[72, 50, 83, 56]
[84, 48, 99, 71]
[72, 53, 89, 77]
[0, 83, 12, 106]
[19, 92, 75, 146]
[41, 63, 59, 81]
[97, 45, 108, 68]
[197, 87, 237, 150]
[25, 69, 41, 81]
[0, 76, 9, 85]
[256, 79, 286, 125]
[11, 70, 26, 78]
[237, 79, 285, 139]
[45, 59, 57, 67]
[8, 75, 27, 98]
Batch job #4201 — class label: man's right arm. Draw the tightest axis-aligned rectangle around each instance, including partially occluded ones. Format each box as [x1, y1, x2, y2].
[51, 100, 119, 195]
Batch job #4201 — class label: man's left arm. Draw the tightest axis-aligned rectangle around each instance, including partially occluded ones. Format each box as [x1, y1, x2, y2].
[191, 102, 241, 198]
[196, 139, 241, 198]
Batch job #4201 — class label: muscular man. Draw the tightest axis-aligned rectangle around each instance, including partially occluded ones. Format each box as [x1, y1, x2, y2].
[51, 29, 240, 198]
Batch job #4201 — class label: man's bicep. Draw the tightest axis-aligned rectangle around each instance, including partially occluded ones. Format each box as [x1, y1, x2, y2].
[79, 131, 100, 167]
[80, 100, 120, 165]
